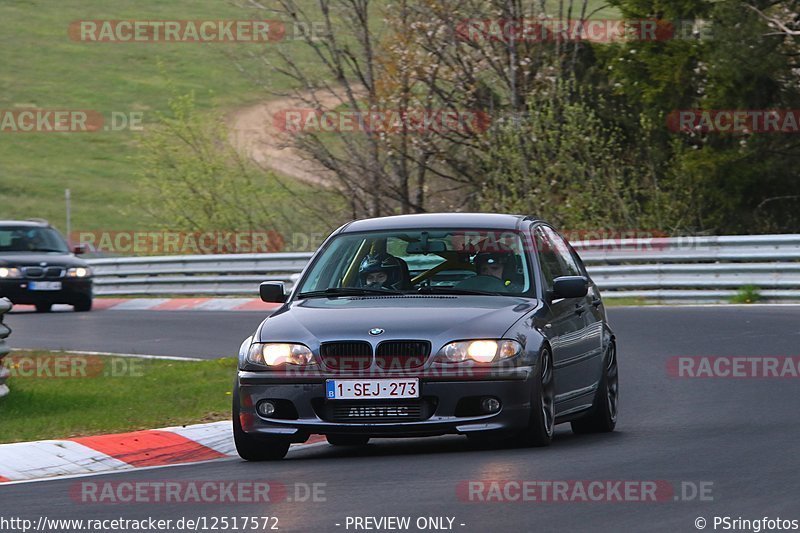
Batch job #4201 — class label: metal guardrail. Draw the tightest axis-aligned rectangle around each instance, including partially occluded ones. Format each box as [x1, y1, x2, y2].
[88, 253, 312, 296]
[573, 234, 800, 301]
[86, 234, 800, 302]
[0, 298, 12, 398]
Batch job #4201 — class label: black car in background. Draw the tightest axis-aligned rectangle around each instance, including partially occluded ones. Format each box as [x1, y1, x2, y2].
[234, 213, 618, 460]
[0, 220, 93, 312]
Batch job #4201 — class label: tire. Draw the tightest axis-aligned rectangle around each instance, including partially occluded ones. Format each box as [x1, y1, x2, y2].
[232, 386, 290, 461]
[73, 297, 92, 312]
[326, 435, 370, 446]
[571, 342, 618, 434]
[513, 347, 555, 447]
[35, 302, 52, 313]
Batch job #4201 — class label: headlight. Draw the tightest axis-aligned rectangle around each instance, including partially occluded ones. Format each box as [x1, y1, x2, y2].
[247, 343, 316, 367]
[0, 267, 22, 279]
[435, 339, 522, 364]
[67, 267, 92, 278]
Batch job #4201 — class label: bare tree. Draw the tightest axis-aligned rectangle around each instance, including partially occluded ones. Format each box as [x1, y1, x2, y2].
[232, 0, 595, 216]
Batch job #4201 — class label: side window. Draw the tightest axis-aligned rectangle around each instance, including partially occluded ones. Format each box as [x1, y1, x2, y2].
[533, 227, 563, 292]
[542, 226, 582, 277]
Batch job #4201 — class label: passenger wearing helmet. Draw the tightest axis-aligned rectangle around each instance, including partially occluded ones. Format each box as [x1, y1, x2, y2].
[357, 253, 408, 290]
[472, 249, 521, 291]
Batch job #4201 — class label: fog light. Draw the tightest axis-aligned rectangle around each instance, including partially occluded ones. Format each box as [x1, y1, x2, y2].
[481, 397, 501, 413]
[257, 401, 276, 417]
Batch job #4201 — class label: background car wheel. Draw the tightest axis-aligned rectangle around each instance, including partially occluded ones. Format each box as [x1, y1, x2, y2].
[73, 297, 92, 312]
[514, 347, 555, 447]
[326, 435, 370, 446]
[571, 342, 618, 434]
[232, 386, 290, 461]
[34, 302, 52, 313]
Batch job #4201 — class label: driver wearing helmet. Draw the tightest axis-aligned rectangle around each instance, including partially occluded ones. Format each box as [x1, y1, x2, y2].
[357, 253, 407, 290]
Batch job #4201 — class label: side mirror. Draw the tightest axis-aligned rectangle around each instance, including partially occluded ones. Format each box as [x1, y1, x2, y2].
[72, 244, 88, 255]
[259, 281, 287, 303]
[552, 276, 589, 300]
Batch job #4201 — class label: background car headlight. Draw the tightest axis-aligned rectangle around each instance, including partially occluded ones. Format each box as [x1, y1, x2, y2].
[246, 343, 316, 367]
[67, 267, 92, 278]
[435, 339, 522, 364]
[0, 267, 22, 279]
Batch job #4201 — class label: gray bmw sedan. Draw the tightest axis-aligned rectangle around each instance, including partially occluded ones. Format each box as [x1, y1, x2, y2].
[233, 213, 618, 460]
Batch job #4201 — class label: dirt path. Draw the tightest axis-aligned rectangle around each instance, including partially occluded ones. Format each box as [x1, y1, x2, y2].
[228, 89, 360, 187]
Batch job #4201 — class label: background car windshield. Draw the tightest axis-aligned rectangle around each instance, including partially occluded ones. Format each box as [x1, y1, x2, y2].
[298, 229, 533, 295]
[0, 226, 69, 253]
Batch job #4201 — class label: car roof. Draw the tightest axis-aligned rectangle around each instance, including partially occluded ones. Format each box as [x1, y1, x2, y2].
[0, 220, 49, 228]
[341, 213, 537, 233]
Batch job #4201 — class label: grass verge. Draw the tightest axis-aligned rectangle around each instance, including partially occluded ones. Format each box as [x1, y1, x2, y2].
[602, 297, 650, 307]
[0, 350, 235, 444]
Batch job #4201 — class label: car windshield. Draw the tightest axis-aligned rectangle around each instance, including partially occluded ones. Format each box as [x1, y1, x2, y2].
[0, 226, 69, 253]
[297, 229, 534, 297]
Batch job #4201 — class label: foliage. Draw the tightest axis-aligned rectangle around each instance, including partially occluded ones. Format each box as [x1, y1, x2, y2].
[731, 285, 762, 304]
[478, 80, 655, 229]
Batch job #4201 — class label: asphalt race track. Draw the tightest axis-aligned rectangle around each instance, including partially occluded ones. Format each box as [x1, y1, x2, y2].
[4, 309, 263, 359]
[2, 305, 799, 532]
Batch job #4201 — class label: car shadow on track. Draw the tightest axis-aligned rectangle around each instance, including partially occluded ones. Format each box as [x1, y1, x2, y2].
[284, 430, 627, 462]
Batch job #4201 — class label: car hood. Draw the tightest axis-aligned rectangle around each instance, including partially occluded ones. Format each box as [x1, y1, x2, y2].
[257, 295, 538, 347]
[0, 252, 87, 268]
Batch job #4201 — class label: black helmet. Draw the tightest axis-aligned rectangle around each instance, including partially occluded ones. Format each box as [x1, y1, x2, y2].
[358, 253, 404, 289]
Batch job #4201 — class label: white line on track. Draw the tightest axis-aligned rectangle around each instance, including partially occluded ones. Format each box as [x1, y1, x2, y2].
[11, 349, 209, 362]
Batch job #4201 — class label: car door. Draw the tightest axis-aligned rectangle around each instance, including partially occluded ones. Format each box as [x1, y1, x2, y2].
[545, 226, 605, 392]
[532, 226, 588, 404]
[540, 226, 604, 403]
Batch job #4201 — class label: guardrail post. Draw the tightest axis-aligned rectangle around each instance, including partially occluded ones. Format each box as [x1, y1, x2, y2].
[0, 297, 12, 398]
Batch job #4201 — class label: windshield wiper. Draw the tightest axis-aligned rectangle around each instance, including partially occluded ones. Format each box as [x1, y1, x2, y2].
[297, 287, 405, 299]
[29, 248, 66, 253]
[416, 286, 508, 297]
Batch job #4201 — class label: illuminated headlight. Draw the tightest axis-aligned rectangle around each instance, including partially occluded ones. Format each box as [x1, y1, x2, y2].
[247, 343, 316, 367]
[435, 340, 522, 364]
[67, 267, 92, 278]
[0, 267, 22, 279]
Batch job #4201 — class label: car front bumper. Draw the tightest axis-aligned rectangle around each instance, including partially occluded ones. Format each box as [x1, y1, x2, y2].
[0, 278, 93, 305]
[236, 367, 535, 442]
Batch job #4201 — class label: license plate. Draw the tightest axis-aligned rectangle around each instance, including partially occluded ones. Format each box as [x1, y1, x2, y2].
[326, 378, 419, 400]
[29, 281, 62, 291]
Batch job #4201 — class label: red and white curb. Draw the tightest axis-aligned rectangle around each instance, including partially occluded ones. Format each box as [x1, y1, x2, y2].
[11, 299, 281, 313]
[0, 422, 326, 484]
